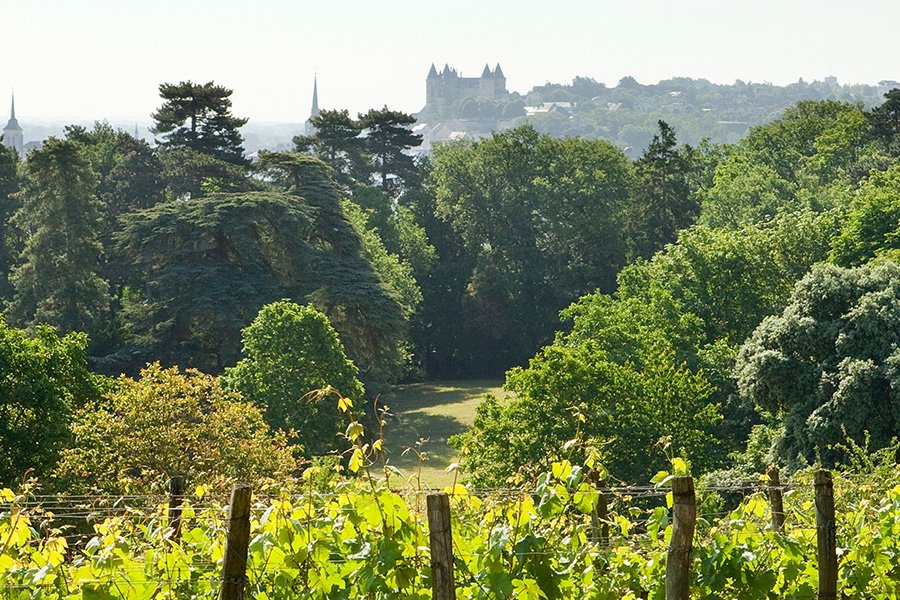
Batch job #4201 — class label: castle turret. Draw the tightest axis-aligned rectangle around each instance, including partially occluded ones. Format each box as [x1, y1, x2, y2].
[479, 64, 495, 96]
[494, 63, 507, 93]
[2, 93, 23, 158]
[426, 64, 441, 108]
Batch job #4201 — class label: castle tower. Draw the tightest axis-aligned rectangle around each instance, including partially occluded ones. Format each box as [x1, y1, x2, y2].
[426, 63, 440, 108]
[304, 75, 320, 135]
[479, 64, 495, 97]
[494, 63, 507, 94]
[3, 93, 23, 157]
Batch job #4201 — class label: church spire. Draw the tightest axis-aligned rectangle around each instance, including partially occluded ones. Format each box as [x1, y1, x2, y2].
[5, 91, 21, 130]
[310, 74, 320, 119]
[3, 91, 24, 157]
[305, 76, 321, 136]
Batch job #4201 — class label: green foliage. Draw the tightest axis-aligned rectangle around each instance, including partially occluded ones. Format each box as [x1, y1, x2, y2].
[358, 106, 422, 194]
[428, 125, 634, 374]
[56, 362, 297, 494]
[342, 199, 422, 320]
[867, 88, 900, 157]
[158, 146, 252, 200]
[6, 138, 109, 334]
[830, 163, 900, 266]
[0, 144, 19, 302]
[151, 80, 248, 165]
[0, 319, 99, 485]
[455, 289, 722, 486]
[701, 100, 869, 228]
[293, 108, 366, 188]
[618, 210, 840, 345]
[112, 175, 407, 382]
[224, 300, 364, 455]
[736, 261, 900, 466]
[65, 123, 165, 221]
[627, 120, 701, 259]
[11, 434, 900, 599]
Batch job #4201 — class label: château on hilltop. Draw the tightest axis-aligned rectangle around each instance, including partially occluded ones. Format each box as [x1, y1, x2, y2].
[414, 63, 897, 153]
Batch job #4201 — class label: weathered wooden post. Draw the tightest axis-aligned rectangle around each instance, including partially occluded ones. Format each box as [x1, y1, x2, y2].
[168, 475, 186, 542]
[665, 477, 696, 600]
[766, 465, 785, 532]
[815, 470, 837, 600]
[427, 492, 455, 600]
[219, 485, 252, 600]
[591, 481, 609, 547]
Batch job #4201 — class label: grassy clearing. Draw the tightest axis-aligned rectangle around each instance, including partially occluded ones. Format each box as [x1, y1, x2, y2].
[377, 379, 504, 488]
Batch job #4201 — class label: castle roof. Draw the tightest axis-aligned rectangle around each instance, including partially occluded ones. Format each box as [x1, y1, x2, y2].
[482, 64, 492, 77]
[428, 63, 439, 79]
[4, 93, 21, 132]
[494, 63, 505, 79]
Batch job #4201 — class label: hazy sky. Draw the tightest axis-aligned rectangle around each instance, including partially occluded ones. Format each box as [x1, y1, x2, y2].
[3, 0, 898, 123]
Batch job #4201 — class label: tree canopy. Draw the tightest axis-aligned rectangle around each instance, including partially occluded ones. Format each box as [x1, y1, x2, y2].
[0, 320, 99, 485]
[224, 301, 364, 455]
[736, 261, 900, 467]
[7, 138, 109, 335]
[56, 363, 297, 494]
[151, 81, 248, 165]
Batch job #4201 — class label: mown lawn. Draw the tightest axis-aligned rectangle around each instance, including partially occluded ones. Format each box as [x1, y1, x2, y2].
[376, 379, 504, 488]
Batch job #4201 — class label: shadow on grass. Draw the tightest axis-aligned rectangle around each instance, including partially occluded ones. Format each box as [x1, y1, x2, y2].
[383, 412, 464, 471]
[378, 379, 504, 413]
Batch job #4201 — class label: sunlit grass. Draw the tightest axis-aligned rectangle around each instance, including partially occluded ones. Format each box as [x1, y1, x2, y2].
[377, 379, 503, 488]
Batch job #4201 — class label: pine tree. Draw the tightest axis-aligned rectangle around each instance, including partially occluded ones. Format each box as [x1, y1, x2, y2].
[358, 107, 422, 194]
[7, 138, 109, 334]
[293, 108, 365, 188]
[151, 81, 248, 165]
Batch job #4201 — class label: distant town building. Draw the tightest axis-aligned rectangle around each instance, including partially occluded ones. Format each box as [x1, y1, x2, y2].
[523, 101, 575, 117]
[424, 63, 509, 112]
[305, 75, 320, 135]
[3, 93, 24, 157]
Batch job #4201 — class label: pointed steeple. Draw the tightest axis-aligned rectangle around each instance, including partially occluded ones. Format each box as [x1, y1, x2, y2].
[428, 63, 439, 79]
[310, 74, 320, 119]
[5, 92, 20, 130]
[3, 91, 24, 157]
[494, 63, 505, 79]
[481, 64, 492, 78]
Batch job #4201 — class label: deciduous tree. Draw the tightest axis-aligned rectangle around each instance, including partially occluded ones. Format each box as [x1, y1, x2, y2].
[0, 319, 99, 485]
[224, 301, 364, 454]
[736, 261, 900, 467]
[56, 363, 297, 494]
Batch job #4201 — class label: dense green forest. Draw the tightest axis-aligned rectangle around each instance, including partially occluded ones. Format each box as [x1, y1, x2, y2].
[2, 80, 900, 496]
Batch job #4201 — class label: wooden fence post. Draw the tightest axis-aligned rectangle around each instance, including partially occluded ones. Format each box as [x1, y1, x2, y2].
[219, 484, 252, 600]
[766, 465, 785, 532]
[815, 470, 837, 600]
[168, 476, 185, 542]
[591, 481, 609, 547]
[427, 492, 455, 600]
[665, 476, 696, 600]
